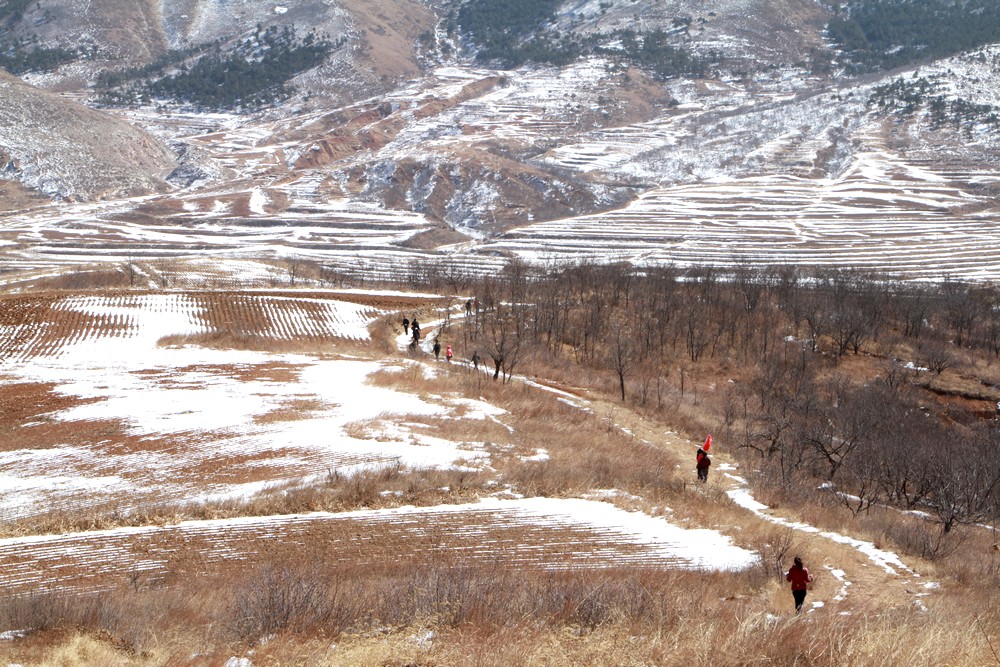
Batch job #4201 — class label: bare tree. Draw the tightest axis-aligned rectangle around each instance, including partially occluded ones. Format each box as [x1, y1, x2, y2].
[122, 253, 139, 287]
[943, 277, 983, 347]
[878, 358, 916, 392]
[894, 281, 933, 340]
[923, 427, 1000, 534]
[802, 380, 883, 479]
[474, 262, 532, 382]
[609, 329, 637, 402]
[819, 270, 886, 356]
[726, 348, 818, 484]
[286, 258, 303, 286]
[916, 339, 957, 376]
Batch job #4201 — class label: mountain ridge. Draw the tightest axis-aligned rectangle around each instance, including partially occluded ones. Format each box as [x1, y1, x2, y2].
[1, 0, 999, 282]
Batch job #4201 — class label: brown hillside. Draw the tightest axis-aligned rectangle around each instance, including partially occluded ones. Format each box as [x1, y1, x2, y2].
[0, 71, 176, 200]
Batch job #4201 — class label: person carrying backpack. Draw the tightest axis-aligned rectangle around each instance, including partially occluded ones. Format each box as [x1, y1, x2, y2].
[696, 447, 711, 483]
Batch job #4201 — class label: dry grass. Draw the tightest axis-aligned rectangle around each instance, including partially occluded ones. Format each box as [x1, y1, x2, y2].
[253, 398, 331, 424]
[158, 330, 343, 355]
[4, 559, 1000, 666]
[0, 464, 492, 539]
[6, 293, 1000, 664]
[16, 269, 134, 292]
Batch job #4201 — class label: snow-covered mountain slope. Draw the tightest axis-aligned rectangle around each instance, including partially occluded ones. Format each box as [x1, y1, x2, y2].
[549, 0, 831, 68]
[2, 1, 1000, 282]
[0, 70, 176, 202]
[6, 0, 436, 100]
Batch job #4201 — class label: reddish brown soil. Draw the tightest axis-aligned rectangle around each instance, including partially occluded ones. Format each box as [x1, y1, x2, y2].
[0, 506, 675, 596]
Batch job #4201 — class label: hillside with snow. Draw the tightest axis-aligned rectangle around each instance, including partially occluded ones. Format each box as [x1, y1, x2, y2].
[0, 0, 997, 283]
[0, 70, 176, 202]
[2, 281, 989, 663]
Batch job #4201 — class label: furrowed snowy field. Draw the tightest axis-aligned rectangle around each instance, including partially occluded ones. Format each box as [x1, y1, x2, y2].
[0, 291, 424, 517]
[489, 152, 1000, 279]
[0, 289, 760, 596]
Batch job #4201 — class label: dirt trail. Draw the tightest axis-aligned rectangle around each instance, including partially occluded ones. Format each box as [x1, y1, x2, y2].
[557, 386, 935, 617]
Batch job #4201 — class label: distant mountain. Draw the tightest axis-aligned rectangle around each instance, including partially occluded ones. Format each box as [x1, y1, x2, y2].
[0, 0, 435, 102]
[0, 0, 999, 279]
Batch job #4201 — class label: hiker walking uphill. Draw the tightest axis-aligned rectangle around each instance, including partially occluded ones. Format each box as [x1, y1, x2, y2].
[695, 434, 713, 483]
[411, 318, 421, 343]
[402, 317, 409, 335]
[696, 447, 711, 483]
[786, 556, 814, 613]
[433, 339, 441, 360]
[445, 344, 453, 362]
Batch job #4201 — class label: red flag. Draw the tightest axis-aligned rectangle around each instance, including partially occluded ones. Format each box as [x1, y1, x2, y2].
[703, 434, 712, 452]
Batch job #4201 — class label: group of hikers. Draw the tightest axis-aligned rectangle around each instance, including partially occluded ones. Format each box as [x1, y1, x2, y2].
[432, 339, 453, 362]
[402, 316, 420, 341]
[403, 308, 816, 614]
[402, 315, 470, 364]
[695, 438, 815, 612]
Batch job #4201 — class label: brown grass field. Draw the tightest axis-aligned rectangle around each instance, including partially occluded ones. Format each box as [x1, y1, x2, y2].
[0, 287, 999, 665]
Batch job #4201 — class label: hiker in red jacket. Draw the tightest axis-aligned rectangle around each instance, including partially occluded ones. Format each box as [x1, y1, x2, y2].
[786, 556, 814, 613]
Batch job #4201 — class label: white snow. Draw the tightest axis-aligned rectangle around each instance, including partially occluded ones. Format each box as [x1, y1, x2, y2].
[827, 566, 851, 602]
[0, 292, 498, 519]
[0, 496, 759, 581]
[249, 188, 269, 215]
[727, 483, 913, 576]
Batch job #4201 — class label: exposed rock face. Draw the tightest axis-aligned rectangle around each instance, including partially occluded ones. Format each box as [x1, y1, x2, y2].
[0, 71, 176, 203]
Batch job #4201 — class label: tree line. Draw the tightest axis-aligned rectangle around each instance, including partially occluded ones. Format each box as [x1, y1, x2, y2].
[827, 0, 1000, 73]
[452, 0, 708, 77]
[402, 259, 1000, 549]
[96, 25, 339, 111]
[0, 36, 78, 75]
[869, 75, 1000, 132]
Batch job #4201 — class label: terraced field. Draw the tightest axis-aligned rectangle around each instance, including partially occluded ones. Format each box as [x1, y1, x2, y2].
[5, 50, 1000, 288]
[0, 289, 760, 601]
[0, 291, 388, 362]
[0, 497, 757, 596]
[488, 147, 1000, 280]
[0, 290, 459, 520]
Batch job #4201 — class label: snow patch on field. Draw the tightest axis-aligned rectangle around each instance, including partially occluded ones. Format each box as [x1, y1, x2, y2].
[828, 567, 851, 602]
[0, 292, 497, 519]
[0, 350, 492, 517]
[249, 188, 269, 214]
[0, 496, 758, 594]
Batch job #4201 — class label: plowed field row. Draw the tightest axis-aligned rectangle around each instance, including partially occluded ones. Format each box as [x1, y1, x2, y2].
[0, 498, 754, 596]
[0, 292, 384, 362]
